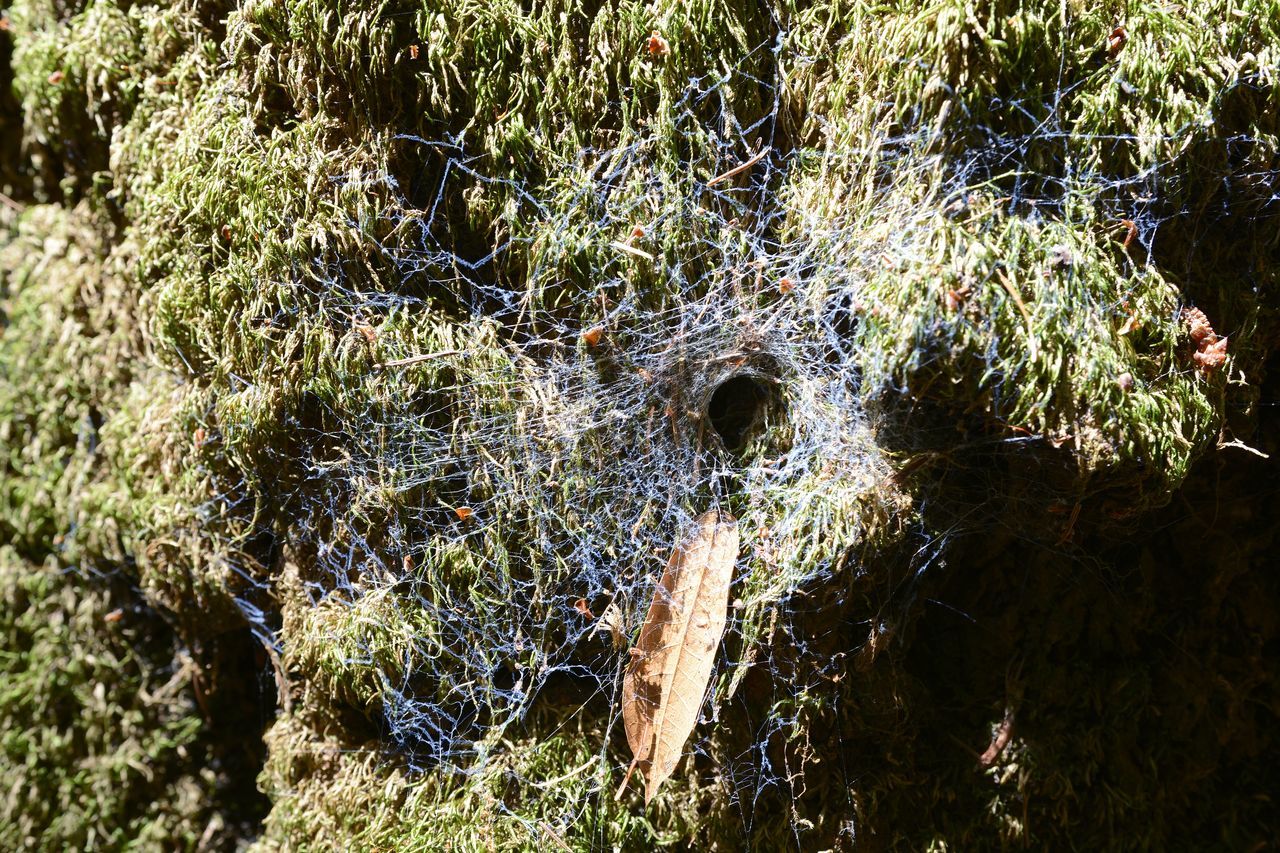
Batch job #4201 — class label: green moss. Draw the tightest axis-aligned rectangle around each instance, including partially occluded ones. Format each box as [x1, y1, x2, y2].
[2, 0, 1279, 847]
[0, 203, 126, 561]
[254, 707, 730, 852]
[0, 548, 221, 850]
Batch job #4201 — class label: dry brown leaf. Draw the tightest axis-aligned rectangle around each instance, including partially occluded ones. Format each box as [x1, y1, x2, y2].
[616, 509, 739, 805]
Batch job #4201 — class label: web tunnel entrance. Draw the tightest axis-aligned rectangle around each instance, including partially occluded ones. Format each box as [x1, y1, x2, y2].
[707, 374, 773, 453]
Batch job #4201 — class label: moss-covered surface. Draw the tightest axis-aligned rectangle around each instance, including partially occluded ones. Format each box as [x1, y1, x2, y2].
[2, 0, 1279, 848]
[0, 547, 270, 850]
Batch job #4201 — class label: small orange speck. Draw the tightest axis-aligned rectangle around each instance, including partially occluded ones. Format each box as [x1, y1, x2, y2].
[407, 44, 420, 60]
[1193, 336, 1228, 372]
[193, 427, 206, 450]
[631, 225, 645, 239]
[1184, 306, 1215, 344]
[778, 277, 795, 294]
[454, 506, 474, 521]
[646, 30, 669, 57]
[47, 70, 64, 84]
[1107, 26, 1128, 59]
[104, 609, 124, 623]
[1119, 219, 1137, 248]
[574, 598, 594, 619]
[582, 326, 604, 347]
[220, 224, 232, 242]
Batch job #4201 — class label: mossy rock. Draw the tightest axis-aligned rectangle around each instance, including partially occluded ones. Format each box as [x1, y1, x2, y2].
[2, 0, 1278, 848]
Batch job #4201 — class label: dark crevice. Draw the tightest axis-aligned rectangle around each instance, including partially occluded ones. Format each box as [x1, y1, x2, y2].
[189, 623, 275, 843]
[73, 570, 277, 850]
[707, 373, 772, 454]
[0, 17, 31, 203]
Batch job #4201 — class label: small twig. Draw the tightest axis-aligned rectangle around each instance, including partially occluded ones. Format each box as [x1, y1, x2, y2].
[994, 270, 1038, 362]
[264, 642, 293, 713]
[197, 817, 221, 851]
[540, 824, 572, 852]
[1218, 438, 1270, 459]
[706, 145, 771, 186]
[532, 755, 599, 790]
[614, 757, 639, 801]
[1055, 501, 1082, 546]
[0, 191, 25, 212]
[610, 240, 655, 261]
[978, 708, 1015, 768]
[376, 349, 464, 369]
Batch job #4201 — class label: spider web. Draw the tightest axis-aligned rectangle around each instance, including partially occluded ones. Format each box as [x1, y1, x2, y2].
[202, 21, 1277, 846]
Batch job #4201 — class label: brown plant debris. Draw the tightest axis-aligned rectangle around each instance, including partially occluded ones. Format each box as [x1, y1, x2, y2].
[977, 708, 1016, 768]
[1182, 306, 1229, 373]
[616, 509, 739, 805]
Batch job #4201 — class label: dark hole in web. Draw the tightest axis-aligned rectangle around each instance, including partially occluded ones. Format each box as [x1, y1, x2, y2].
[707, 374, 770, 453]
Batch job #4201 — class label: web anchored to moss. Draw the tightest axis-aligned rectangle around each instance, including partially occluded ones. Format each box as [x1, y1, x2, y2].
[2, 0, 1279, 848]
